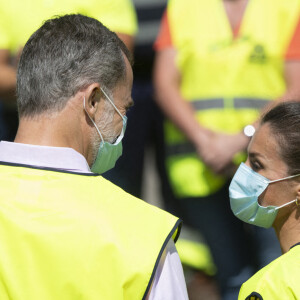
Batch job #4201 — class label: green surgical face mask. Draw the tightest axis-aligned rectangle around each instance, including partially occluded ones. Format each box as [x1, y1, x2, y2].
[84, 88, 127, 174]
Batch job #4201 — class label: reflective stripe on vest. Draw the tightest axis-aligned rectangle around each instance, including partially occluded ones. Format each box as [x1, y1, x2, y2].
[166, 142, 194, 156]
[0, 162, 181, 300]
[191, 98, 271, 111]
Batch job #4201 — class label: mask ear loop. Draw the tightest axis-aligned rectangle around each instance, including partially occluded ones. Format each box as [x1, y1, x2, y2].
[100, 87, 125, 120]
[100, 87, 127, 140]
[270, 173, 300, 184]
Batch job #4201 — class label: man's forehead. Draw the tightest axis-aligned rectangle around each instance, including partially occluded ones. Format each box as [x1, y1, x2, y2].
[111, 81, 133, 107]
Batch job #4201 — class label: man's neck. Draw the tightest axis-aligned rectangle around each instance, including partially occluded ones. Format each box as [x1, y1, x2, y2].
[15, 112, 85, 159]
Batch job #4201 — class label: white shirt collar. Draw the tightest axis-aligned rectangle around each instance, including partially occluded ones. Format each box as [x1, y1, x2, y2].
[0, 141, 91, 173]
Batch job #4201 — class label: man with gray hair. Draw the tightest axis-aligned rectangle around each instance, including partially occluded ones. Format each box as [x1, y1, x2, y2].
[0, 14, 188, 299]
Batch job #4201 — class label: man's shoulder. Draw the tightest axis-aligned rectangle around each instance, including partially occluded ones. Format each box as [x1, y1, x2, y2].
[95, 176, 178, 222]
[0, 162, 180, 238]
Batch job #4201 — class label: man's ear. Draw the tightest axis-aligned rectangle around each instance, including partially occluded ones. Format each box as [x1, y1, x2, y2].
[84, 83, 102, 120]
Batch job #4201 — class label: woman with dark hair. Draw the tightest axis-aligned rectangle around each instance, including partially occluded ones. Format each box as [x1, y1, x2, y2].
[229, 101, 300, 299]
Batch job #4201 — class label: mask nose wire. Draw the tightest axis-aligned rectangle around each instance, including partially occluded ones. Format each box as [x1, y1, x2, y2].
[100, 87, 125, 120]
[83, 96, 104, 142]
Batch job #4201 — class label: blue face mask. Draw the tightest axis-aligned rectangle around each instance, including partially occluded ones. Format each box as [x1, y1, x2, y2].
[84, 88, 127, 174]
[229, 163, 300, 228]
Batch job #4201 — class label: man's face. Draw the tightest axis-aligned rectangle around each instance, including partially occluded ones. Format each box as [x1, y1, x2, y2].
[91, 55, 133, 161]
[106, 56, 134, 139]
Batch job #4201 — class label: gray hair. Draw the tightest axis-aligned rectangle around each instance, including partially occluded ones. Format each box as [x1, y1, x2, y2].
[17, 14, 133, 118]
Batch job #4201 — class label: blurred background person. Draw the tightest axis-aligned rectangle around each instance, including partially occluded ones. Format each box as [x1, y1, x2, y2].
[154, 0, 300, 299]
[0, 0, 137, 141]
[230, 101, 300, 299]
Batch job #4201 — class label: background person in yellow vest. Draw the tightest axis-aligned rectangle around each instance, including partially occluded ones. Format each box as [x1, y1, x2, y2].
[0, 14, 189, 299]
[230, 101, 300, 299]
[0, 0, 137, 141]
[153, 0, 300, 299]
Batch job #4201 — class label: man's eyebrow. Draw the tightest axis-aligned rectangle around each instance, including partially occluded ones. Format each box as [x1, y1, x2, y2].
[126, 97, 134, 109]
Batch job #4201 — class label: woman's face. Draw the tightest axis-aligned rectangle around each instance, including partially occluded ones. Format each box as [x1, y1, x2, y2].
[245, 123, 300, 215]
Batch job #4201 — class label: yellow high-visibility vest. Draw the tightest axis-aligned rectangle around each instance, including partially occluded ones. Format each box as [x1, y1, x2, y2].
[0, 162, 181, 300]
[238, 244, 300, 299]
[0, 0, 137, 54]
[165, 0, 300, 198]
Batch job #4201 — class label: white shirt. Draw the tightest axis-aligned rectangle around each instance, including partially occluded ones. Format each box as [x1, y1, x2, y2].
[0, 141, 188, 300]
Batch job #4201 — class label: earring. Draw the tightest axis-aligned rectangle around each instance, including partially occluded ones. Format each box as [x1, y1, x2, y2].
[296, 197, 300, 206]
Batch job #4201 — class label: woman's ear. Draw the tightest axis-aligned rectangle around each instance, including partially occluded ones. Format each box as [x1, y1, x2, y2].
[295, 191, 300, 219]
[295, 182, 300, 208]
[296, 188, 300, 206]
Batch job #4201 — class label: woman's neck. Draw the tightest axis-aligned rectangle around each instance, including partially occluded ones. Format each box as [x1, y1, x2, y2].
[275, 210, 300, 253]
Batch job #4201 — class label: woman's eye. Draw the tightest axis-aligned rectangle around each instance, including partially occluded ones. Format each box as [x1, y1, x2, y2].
[250, 160, 262, 171]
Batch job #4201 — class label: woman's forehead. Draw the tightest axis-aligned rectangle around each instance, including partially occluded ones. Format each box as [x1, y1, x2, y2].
[248, 124, 280, 159]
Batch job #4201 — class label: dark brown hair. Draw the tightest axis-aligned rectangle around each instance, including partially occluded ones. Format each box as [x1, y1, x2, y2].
[261, 101, 300, 175]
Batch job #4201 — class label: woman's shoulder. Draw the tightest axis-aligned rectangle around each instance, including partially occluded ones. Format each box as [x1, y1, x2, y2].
[238, 245, 300, 299]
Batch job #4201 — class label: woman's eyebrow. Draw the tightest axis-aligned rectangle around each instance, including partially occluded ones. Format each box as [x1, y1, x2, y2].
[248, 152, 264, 159]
